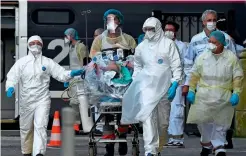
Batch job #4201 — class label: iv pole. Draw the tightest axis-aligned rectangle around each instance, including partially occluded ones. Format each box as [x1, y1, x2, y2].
[81, 9, 91, 64]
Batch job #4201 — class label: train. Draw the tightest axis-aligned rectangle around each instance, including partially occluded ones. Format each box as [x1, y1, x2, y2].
[1, 0, 246, 130]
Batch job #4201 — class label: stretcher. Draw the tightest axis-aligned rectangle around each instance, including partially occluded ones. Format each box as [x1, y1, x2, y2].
[62, 47, 140, 156]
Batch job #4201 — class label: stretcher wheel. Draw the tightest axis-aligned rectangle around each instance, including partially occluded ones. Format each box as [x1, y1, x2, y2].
[88, 146, 97, 156]
[88, 142, 97, 156]
[132, 140, 139, 156]
[132, 145, 139, 156]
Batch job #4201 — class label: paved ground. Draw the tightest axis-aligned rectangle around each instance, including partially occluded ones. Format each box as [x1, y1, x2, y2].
[1, 134, 246, 156]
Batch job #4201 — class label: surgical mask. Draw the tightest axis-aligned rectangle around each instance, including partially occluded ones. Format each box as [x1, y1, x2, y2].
[107, 21, 118, 33]
[29, 45, 42, 55]
[164, 31, 175, 40]
[145, 31, 155, 40]
[207, 43, 217, 52]
[64, 37, 70, 44]
[206, 22, 216, 31]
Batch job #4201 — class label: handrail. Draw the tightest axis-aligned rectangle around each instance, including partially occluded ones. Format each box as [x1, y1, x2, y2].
[1, 41, 6, 83]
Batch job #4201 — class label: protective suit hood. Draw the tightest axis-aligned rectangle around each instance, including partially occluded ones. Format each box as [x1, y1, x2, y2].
[28, 35, 43, 57]
[143, 17, 164, 42]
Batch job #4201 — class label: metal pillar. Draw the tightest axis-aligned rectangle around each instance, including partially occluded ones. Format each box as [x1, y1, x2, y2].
[61, 107, 75, 156]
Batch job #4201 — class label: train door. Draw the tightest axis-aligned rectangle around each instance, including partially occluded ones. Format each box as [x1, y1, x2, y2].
[1, 6, 19, 121]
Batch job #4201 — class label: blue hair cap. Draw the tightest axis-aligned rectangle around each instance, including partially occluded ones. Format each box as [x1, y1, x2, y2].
[209, 30, 227, 46]
[103, 9, 124, 24]
[64, 28, 79, 40]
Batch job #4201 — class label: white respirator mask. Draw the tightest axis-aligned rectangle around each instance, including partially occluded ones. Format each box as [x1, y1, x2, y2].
[107, 20, 118, 33]
[64, 37, 70, 44]
[206, 22, 216, 31]
[145, 31, 155, 40]
[164, 31, 175, 40]
[29, 45, 42, 55]
[207, 43, 217, 52]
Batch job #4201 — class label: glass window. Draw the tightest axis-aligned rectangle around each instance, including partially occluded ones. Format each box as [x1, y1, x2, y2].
[31, 9, 75, 25]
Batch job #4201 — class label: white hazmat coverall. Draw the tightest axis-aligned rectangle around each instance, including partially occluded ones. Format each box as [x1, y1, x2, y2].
[6, 36, 74, 156]
[121, 17, 182, 155]
[168, 40, 188, 145]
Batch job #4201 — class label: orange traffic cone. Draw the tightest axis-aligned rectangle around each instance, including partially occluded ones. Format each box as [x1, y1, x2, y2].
[47, 111, 61, 147]
[74, 124, 80, 132]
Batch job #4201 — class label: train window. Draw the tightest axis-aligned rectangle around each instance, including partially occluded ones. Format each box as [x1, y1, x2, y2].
[31, 9, 75, 25]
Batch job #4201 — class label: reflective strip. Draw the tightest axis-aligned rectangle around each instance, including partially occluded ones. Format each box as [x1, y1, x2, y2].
[199, 78, 232, 90]
[53, 119, 60, 126]
[172, 134, 184, 139]
[192, 39, 208, 46]
[50, 133, 61, 141]
[202, 75, 226, 82]
[200, 141, 212, 147]
[50, 91, 68, 98]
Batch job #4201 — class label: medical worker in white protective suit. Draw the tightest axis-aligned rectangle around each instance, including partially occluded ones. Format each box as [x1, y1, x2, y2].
[90, 9, 136, 156]
[163, 21, 188, 147]
[121, 17, 183, 156]
[63, 28, 94, 134]
[5, 35, 84, 156]
[186, 31, 244, 156]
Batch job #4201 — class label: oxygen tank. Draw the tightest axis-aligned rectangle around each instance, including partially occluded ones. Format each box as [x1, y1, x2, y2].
[76, 80, 94, 133]
[78, 94, 94, 133]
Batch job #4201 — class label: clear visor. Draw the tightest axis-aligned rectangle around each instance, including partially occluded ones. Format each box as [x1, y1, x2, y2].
[29, 40, 42, 47]
[143, 27, 155, 32]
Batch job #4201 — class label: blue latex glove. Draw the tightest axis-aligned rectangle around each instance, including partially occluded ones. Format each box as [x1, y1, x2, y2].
[70, 69, 84, 77]
[167, 81, 179, 100]
[64, 82, 69, 88]
[187, 91, 195, 104]
[6, 87, 14, 98]
[230, 93, 239, 106]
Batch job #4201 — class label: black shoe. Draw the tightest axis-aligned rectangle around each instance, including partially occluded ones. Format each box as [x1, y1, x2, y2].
[118, 133, 128, 155]
[104, 143, 114, 156]
[36, 154, 43, 156]
[224, 138, 233, 149]
[23, 154, 31, 156]
[225, 129, 234, 149]
[224, 141, 233, 149]
[216, 152, 226, 156]
[200, 147, 212, 156]
[94, 129, 103, 136]
[118, 142, 128, 155]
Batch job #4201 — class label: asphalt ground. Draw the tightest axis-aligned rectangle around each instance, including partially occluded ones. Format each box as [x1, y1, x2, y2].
[1, 134, 246, 156]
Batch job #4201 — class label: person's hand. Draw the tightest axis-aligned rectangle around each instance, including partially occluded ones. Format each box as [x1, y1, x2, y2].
[182, 85, 189, 96]
[186, 91, 195, 104]
[230, 93, 239, 106]
[70, 69, 85, 77]
[105, 62, 119, 72]
[167, 81, 179, 100]
[6, 87, 14, 98]
[64, 82, 69, 88]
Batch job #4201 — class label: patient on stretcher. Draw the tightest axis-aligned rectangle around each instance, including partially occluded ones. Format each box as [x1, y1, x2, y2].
[84, 47, 134, 104]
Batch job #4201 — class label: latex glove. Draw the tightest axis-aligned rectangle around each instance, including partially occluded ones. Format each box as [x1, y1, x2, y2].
[64, 82, 69, 88]
[6, 87, 14, 98]
[187, 91, 195, 104]
[70, 69, 84, 77]
[230, 93, 239, 106]
[167, 81, 179, 100]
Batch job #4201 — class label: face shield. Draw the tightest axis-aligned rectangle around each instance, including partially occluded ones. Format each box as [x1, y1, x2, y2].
[106, 14, 119, 33]
[142, 17, 163, 41]
[143, 27, 155, 40]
